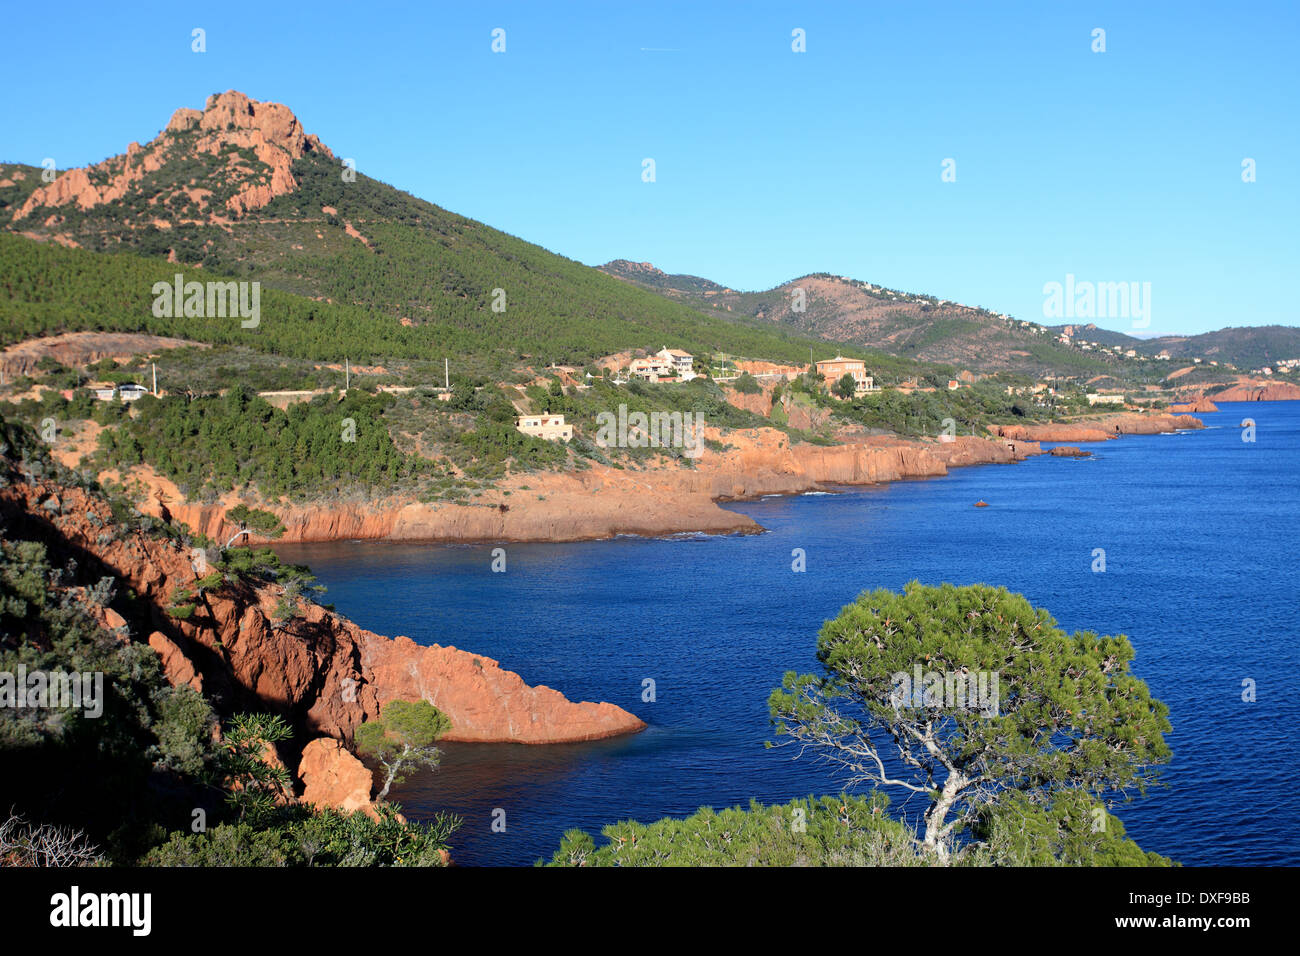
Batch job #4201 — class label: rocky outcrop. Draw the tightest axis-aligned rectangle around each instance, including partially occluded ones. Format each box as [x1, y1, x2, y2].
[0, 469, 646, 753]
[13, 90, 332, 223]
[992, 414, 1203, 443]
[298, 738, 379, 818]
[1111, 414, 1204, 435]
[363, 636, 643, 744]
[723, 387, 773, 417]
[1212, 382, 1300, 403]
[1169, 396, 1219, 413]
[1049, 446, 1091, 458]
[147, 631, 203, 692]
[0, 332, 205, 379]
[115, 427, 1046, 547]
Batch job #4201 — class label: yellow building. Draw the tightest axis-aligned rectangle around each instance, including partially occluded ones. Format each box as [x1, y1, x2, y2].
[516, 414, 574, 442]
[815, 356, 875, 394]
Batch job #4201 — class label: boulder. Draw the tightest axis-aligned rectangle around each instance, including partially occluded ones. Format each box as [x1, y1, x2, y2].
[297, 738, 378, 819]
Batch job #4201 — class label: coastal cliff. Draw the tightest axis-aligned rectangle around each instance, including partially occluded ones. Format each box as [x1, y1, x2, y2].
[0, 465, 646, 759]
[114, 428, 1049, 546]
[1212, 382, 1300, 402]
[991, 413, 1204, 443]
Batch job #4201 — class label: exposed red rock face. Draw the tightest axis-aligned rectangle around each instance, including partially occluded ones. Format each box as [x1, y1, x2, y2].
[1212, 382, 1300, 402]
[723, 387, 773, 417]
[362, 636, 644, 744]
[993, 423, 1115, 442]
[1169, 396, 1219, 413]
[13, 90, 332, 223]
[148, 631, 203, 692]
[298, 738, 379, 818]
[0, 472, 646, 757]
[992, 414, 1202, 443]
[121, 427, 1044, 546]
[1049, 446, 1091, 458]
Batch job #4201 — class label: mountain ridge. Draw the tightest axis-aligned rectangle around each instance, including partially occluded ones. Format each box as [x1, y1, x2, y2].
[598, 260, 1300, 375]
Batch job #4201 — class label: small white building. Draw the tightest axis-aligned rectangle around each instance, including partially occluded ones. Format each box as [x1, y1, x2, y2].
[1086, 393, 1126, 406]
[118, 384, 149, 401]
[516, 414, 573, 442]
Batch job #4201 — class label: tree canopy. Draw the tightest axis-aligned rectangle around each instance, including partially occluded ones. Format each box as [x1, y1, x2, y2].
[768, 581, 1172, 862]
[354, 699, 452, 800]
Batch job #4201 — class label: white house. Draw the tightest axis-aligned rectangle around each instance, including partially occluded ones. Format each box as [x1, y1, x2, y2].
[118, 384, 149, 401]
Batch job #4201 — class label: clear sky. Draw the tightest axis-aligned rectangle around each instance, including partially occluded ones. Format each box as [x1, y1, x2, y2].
[3, 1, 1297, 336]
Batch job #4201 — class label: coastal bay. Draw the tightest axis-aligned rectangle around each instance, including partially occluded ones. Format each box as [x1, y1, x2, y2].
[277, 401, 1299, 866]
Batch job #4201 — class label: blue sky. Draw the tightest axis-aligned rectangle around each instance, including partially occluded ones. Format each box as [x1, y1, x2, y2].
[3, 1, 1297, 336]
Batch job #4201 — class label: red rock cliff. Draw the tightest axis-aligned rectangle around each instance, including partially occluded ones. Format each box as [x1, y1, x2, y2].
[128, 428, 1045, 546]
[1212, 382, 1300, 403]
[0, 472, 645, 752]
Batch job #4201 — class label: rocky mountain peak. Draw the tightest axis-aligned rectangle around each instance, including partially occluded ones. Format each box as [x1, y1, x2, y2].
[13, 90, 334, 226]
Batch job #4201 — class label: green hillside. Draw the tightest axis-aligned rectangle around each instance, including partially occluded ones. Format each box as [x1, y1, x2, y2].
[0, 227, 902, 379]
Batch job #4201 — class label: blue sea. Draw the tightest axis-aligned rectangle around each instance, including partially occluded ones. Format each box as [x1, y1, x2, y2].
[276, 400, 1300, 866]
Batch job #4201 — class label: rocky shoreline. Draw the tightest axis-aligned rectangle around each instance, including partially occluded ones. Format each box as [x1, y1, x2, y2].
[0, 467, 646, 818]
[110, 414, 1202, 548]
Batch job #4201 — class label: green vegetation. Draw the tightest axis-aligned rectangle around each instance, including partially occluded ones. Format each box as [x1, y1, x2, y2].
[0, 174, 897, 378]
[93, 386, 435, 501]
[543, 791, 1169, 867]
[0, 414, 455, 865]
[544, 794, 918, 866]
[215, 712, 295, 823]
[548, 582, 1173, 867]
[143, 803, 457, 867]
[224, 504, 286, 539]
[784, 375, 1091, 438]
[769, 582, 1173, 862]
[354, 700, 451, 800]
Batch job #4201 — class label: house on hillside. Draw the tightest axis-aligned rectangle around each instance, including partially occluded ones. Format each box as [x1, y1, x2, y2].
[814, 356, 876, 395]
[516, 414, 573, 442]
[1086, 393, 1125, 406]
[630, 356, 674, 381]
[119, 384, 149, 401]
[91, 384, 118, 401]
[657, 347, 695, 379]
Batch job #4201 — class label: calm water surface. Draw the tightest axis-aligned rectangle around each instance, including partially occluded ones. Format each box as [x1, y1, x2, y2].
[277, 401, 1299, 866]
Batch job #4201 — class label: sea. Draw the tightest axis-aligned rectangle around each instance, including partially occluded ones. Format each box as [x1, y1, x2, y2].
[275, 400, 1300, 866]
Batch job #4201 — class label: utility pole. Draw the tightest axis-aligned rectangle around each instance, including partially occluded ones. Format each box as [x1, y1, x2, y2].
[152, 362, 157, 396]
[445, 357, 449, 390]
[345, 357, 350, 390]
